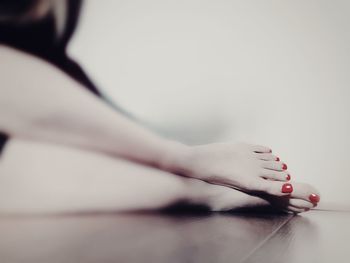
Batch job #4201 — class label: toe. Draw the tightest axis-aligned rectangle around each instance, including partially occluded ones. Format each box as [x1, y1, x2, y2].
[261, 161, 288, 171]
[254, 153, 278, 161]
[289, 198, 315, 209]
[290, 182, 321, 205]
[251, 145, 272, 153]
[253, 180, 294, 196]
[260, 170, 291, 181]
[286, 205, 309, 214]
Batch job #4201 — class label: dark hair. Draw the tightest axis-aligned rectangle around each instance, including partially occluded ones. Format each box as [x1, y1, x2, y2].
[0, 0, 38, 18]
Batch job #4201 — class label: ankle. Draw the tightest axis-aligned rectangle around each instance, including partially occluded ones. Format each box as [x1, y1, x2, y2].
[157, 140, 192, 174]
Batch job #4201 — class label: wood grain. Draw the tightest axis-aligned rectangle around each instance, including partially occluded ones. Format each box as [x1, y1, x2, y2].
[243, 210, 350, 263]
[0, 212, 291, 263]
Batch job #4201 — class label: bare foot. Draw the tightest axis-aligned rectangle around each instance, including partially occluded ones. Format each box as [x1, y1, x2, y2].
[275, 182, 321, 213]
[195, 179, 320, 214]
[168, 142, 294, 197]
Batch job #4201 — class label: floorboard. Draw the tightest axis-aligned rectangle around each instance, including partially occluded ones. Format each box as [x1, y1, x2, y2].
[243, 210, 350, 263]
[3, 210, 347, 263]
[0, 212, 291, 263]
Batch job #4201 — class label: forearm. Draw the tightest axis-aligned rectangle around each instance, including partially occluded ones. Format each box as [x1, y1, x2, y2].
[0, 45, 187, 168]
[0, 139, 203, 214]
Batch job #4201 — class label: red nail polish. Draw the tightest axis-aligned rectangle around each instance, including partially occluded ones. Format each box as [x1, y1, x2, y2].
[282, 183, 293, 193]
[282, 163, 288, 170]
[269, 149, 272, 153]
[309, 194, 320, 203]
[286, 174, 291, 181]
[276, 157, 280, 161]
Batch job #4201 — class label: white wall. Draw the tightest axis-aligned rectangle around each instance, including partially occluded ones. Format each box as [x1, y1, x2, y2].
[69, 0, 350, 208]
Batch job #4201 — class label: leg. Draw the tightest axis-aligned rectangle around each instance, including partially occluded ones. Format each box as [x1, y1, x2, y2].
[0, 139, 200, 214]
[0, 47, 321, 200]
[0, 139, 319, 214]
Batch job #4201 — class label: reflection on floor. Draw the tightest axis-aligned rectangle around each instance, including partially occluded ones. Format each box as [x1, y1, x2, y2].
[0, 210, 348, 263]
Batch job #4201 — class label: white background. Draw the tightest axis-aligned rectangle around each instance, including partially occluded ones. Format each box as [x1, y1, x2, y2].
[69, 0, 350, 208]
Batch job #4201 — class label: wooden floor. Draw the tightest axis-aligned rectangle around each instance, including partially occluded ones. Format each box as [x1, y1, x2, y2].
[0, 209, 348, 263]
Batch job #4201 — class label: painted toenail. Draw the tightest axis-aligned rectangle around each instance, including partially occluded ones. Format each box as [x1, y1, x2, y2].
[276, 157, 280, 161]
[282, 163, 288, 170]
[282, 183, 293, 193]
[269, 149, 272, 153]
[286, 174, 291, 181]
[309, 194, 320, 203]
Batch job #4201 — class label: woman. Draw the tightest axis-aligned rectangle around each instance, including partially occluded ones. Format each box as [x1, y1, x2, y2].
[0, 0, 320, 213]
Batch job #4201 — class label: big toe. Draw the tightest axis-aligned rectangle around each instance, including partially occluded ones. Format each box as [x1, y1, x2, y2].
[290, 182, 321, 206]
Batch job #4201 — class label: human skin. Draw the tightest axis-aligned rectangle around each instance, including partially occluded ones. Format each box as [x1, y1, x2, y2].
[0, 45, 321, 204]
[0, 45, 319, 200]
[0, 139, 318, 214]
[0, 0, 321, 211]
